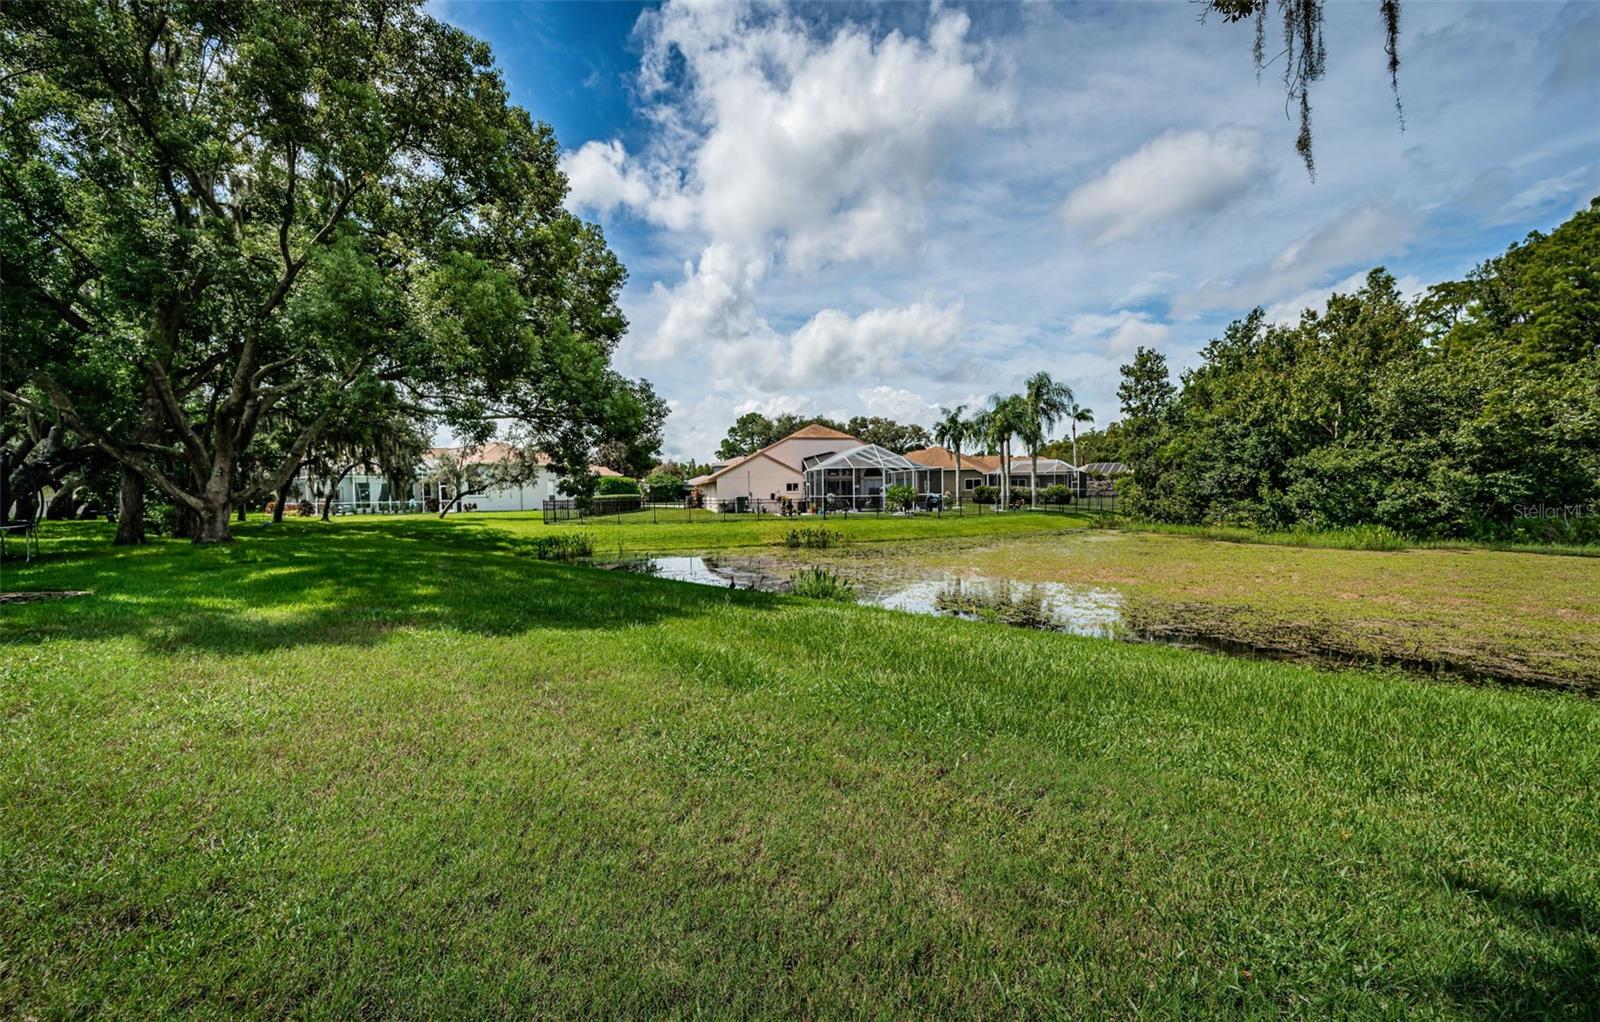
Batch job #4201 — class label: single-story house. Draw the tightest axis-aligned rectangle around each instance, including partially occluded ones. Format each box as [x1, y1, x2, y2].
[904, 446, 998, 495]
[905, 447, 1085, 497]
[689, 423, 863, 509]
[288, 443, 619, 513]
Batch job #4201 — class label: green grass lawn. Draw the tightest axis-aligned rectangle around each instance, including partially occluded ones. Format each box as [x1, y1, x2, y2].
[3, 517, 1598, 1019]
[448, 504, 1090, 553]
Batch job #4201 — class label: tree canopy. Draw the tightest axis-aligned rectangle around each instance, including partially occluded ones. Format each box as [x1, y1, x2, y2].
[1, 0, 661, 541]
[1117, 200, 1600, 541]
[714, 412, 931, 459]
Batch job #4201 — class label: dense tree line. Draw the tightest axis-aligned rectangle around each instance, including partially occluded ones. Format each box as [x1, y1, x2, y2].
[1117, 202, 1599, 541]
[716, 413, 933, 459]
[1, 0, 663, 542]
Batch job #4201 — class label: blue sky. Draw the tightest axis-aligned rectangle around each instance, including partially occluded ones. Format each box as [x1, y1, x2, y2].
[433, 1, 1600, 460]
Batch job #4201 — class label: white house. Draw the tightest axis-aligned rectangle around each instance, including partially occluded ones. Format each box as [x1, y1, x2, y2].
[288, 442, 619, 514]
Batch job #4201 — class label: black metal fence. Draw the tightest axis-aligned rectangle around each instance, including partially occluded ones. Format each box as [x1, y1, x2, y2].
[542, 490, 1118, 525]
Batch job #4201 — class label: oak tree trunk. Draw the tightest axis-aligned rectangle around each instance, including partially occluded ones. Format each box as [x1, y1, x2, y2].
[113, 465, 147, 545]
[194, 460, 235, 543]
[322, 464, 355, 521]
[195, 500, 234, 543]
[45, 483, 77, 520]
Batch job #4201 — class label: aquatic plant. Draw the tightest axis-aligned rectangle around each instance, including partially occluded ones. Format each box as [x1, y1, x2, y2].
[784, 527, 844, 549]
[526, 533, 595, 562]
[787, 566, 857, 601]
[934, 578, 1055, 628]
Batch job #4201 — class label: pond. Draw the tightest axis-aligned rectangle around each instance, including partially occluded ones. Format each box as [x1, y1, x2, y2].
[594, 552, 1545, 687]
[600, 554, 1127, 638]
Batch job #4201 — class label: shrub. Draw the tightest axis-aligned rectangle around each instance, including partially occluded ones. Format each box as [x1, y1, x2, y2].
[527, 533, 594, 561]
[787, 566, 856, 601]
[1040, 484, 1072, 505]
[596, 476, 640, 496]
[885, 483, 915, 511]
[144, 502, 179, 537]
[784, 526, 843, 549]
[643, 473, 685, 501]
[972, 485, 1000, 505]
[586, 494, 642, 515]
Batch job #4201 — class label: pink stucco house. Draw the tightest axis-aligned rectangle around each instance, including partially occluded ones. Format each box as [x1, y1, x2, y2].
[689, 423, 861, 509]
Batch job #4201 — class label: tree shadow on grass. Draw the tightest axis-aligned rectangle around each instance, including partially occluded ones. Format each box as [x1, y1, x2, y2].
[1437, 871, 1600, 1020]
[0, 518, 781, 657]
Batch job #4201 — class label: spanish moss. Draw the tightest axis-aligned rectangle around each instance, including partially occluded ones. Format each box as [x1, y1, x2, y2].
[1209, 0, 1404, 179]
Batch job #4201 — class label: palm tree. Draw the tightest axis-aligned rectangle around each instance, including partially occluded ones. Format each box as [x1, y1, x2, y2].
[933, 405, 969, 510]
[1068, 402, 1095, 469]
[1023, 372, 1075, 507]
[984, 393, 1024, 508]
[1016, 414, 1044, 507]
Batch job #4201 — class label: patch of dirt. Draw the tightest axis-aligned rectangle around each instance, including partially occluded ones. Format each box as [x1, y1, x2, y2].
[0, 590, 92, 604]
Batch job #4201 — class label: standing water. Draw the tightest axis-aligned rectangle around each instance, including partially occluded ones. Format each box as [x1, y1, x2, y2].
[600, 555, 1126, 638]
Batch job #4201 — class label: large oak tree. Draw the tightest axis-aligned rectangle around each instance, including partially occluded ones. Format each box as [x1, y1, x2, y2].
[2, 0, 646, 541]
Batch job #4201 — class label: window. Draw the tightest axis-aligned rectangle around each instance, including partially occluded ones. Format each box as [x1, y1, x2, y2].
[785, 482, 798, 492]
[964, 478, 977, 490]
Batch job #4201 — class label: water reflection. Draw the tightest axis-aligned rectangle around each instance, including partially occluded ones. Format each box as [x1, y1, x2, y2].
[599, 555, 1125, 637]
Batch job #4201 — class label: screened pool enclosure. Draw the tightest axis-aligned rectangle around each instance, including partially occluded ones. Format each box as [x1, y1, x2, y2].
[802, 444, 944, 511]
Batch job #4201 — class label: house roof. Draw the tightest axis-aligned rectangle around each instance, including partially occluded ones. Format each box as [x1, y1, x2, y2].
[427, 444, 619, 477]
[1080, 461, 1130, 476]
[905, 446, 980, 470]
[784, 423, 857, 441]
[690, 422, 862, 485]
[428, 442, 530, 464]
[902, 447, 1012, 472]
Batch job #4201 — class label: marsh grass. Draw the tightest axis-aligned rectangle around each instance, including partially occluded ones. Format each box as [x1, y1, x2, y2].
[526, 531, 595, 561]
[1, 518, 1597, 1018]
[933, 578, 1056, 628]
[1104, 518, 1600, 556]
[783, 526, 844, 549]
[786, 565, 856, 600]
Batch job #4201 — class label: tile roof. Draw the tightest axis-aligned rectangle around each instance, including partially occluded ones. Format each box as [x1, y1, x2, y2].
[692, 423, 861, 484]
[904, 446, 989, 470]
[785, 423, 858, 440]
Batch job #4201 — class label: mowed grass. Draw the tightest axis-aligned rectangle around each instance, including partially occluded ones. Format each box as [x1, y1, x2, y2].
[449, 504, 1088, 553]
[2, 518, 1598, 1019]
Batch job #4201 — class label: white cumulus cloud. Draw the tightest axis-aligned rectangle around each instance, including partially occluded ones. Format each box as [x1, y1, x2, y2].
[1062, 127, 1266, 244]
[857, 386, 941, 426]
[781, 301, 966, 388]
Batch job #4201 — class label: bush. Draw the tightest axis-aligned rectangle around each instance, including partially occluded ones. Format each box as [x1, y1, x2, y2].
[643, 473, 685, 501]
[596, 476, 640, 496]
[787, 566, 856, 601]
[972, 485, 1000, 505]
[586, 494, 642, 515]
[885, 483, 915, 511]
[527, 533, 594, 561]
[144, 502, 179, 537]
[784, 526, 843, 549]
[1039, 484, 1073, 505]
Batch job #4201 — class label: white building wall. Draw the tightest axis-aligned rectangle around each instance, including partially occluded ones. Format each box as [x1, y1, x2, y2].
[465, 469, 561, 512]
